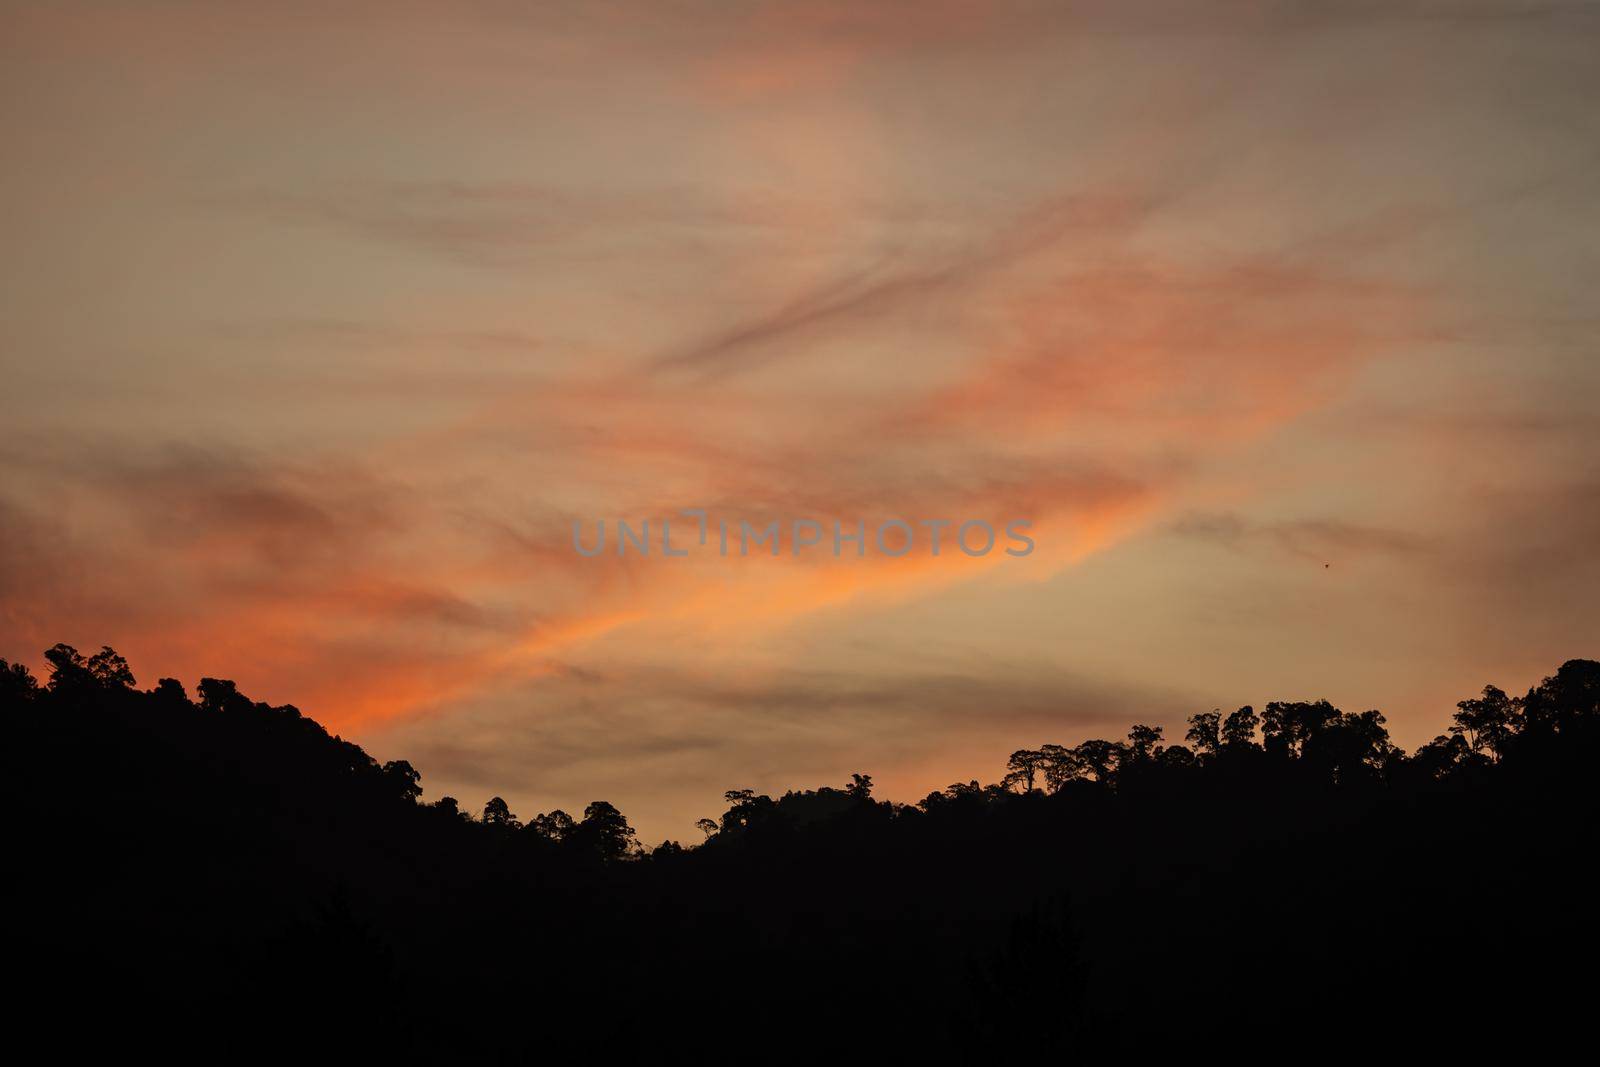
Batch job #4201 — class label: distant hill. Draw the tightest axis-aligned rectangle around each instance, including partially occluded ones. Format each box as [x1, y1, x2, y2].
[5, 644, 1597, 1058]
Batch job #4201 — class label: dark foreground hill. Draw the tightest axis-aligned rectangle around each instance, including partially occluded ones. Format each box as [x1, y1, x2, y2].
[5, 644, 1599, 1059]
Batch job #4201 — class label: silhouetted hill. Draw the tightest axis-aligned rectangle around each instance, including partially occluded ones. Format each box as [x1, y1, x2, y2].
[5, 645, 1598, 1058]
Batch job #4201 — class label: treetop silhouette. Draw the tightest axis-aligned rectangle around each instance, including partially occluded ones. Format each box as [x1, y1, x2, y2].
[5, 643, 1598, 1057]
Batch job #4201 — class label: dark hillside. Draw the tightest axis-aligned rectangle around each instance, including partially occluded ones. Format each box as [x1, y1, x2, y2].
[5, 646, 1597, 1058]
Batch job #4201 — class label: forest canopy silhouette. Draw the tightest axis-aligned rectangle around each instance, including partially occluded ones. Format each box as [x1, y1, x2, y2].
[6, 644, 1598, 1057]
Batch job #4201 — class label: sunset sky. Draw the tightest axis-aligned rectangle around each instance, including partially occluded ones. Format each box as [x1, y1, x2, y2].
[3, 1, 1597, 841]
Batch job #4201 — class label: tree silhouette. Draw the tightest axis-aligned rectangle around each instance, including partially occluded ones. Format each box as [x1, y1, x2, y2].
[1452, 684, 1518, 759]
[1039, 743, 1082, 792]
[86, 646, 136, 688]
[1185, 710, 1221, 757]
[1220, 705, 1260, 749]
[529, 808, 577, 843]
[1005, 749, 1046, 792]
[5, 640, 1598, 1058]
[1301, 709, 1397, 783]
[1261, 699, 1341, 758]
[573, 800, 635, 860]
[1072, 739, 1124, 783]
[434, 796, 464, 819]
[0, 659, 38, 702]
[1126, 724, 1164, 762]
[382, 760, 423, 803]
[1411, 732, 1476, 779]
[482, 796, 519, 828]
[1519, 659, 1600, 738]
